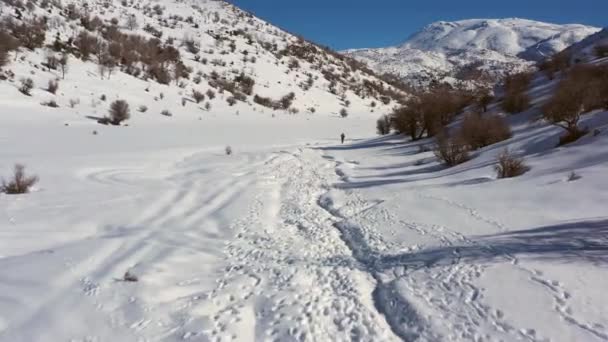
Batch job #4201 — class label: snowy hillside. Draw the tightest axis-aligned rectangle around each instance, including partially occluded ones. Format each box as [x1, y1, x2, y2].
[1, 2, 608, 342]
[0, 0, 404, 126]
[562, 28, 608, 63]
[344, 18, 600, 86]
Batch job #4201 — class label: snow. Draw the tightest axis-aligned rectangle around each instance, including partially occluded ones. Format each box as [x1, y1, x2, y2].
[344, 18, 601, 86]
[2, 68, 608, 340]
[1, 1, 608, 341]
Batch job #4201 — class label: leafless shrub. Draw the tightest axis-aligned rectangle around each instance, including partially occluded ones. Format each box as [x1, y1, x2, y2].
[123, 271, 138, 282]
[47, 79, 59, 94]
[42, 100, 59, 107]
[19, 78, 34, 96]
[495, 149, 529, 179]
[225, 146, 232, 155]
[475, 88, 494, 112]
[9, 18, 46, 50]
[1, 164, 38, 194]
[376, 115, 391, 135]
[567, 171, 582, 182]
[458, 113, 512, 150]
[108, 99, 130, 125]
[434, 132, 470, 167]
[541, 64, 608, 144]
[538, 51, 571, 80]
[254, 94, 273, 108]
[192, 89, 205, 103]
[501, 72, 532, 114]
[0, 29, 19, 67]
[501, 92, 531, 114]
[161, 109, 172, 117]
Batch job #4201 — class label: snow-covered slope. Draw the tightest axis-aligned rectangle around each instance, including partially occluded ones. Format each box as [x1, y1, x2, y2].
[344, 18, 600, 86]
[562, 28, 608, 63]
[0, 0, 404, 125]
[1, 3, 608, 341]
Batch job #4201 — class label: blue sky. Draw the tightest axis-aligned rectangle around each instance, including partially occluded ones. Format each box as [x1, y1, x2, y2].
[231, 0, 606, 50]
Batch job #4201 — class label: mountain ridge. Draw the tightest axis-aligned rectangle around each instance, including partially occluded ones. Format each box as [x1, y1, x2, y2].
[344, 18, 600, 86]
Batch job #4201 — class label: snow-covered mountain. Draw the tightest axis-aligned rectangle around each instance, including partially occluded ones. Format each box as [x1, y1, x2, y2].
[0, 0, 404, 126]
[344, 18, 600, 86]
[562, 28, 608, 63]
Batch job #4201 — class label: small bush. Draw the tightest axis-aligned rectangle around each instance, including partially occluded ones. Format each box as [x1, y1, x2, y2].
[19, 78, 34, 96]
[434, 132, 470, 167]
[47, 79, 59, 94]
[1, 164, 39, 194]
[108, 100, 130, 125]
[206, 89, 216, 100]
[42, 100, 59, 108]
[340, 108, 348, 118]
[227, 96, 237, 106]
[459, 113, 512, 150]
[376, 115, 391, 135]
[138, 105, 148, 113]
[204, 102, 212, 111]
[495, 149, 529, 179]
[567, 171, 581, 182]
[192, 90, 205, 103]
[225, 146, 232, 155]
[254, 94, 273, 108]
[161, 109, 172, 117]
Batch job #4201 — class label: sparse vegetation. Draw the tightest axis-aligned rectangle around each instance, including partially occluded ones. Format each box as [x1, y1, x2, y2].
[391, 87, 473, 140]
[458, 113, 512, 150]
[192, 90, 205, 103]
[542, 64, 608, 144]
[47, 80, 59, 94]
[19, 78, 34, 96]
[1, 164, 39, 195]
[434, 132, 470, 167]
[42, 100, 59, 108]
[495, 149, 529, 179]
[376, 115, 391, 135]
[501, 72, 532, 114]
[538, 51, 571, 80]
[108, 100, 130, 125]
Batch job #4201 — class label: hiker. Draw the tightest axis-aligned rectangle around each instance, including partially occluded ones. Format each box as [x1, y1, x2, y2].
[341, 133, 345, 144]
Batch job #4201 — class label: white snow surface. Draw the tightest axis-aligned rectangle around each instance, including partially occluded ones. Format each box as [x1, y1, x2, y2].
[2, 65, 608, 341]
[1, 2, 608, 341]
[344, 18, 600, 86]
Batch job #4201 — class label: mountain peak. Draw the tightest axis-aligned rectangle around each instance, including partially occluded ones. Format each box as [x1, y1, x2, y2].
[345, 18, 600, 86]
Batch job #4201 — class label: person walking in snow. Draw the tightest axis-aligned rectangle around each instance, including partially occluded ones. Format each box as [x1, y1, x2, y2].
[341, 133, 346, 144]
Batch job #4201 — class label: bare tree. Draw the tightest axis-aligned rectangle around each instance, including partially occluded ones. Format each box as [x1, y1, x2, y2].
[59, 53, 69, 79]
[126, 15, 138, 30]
